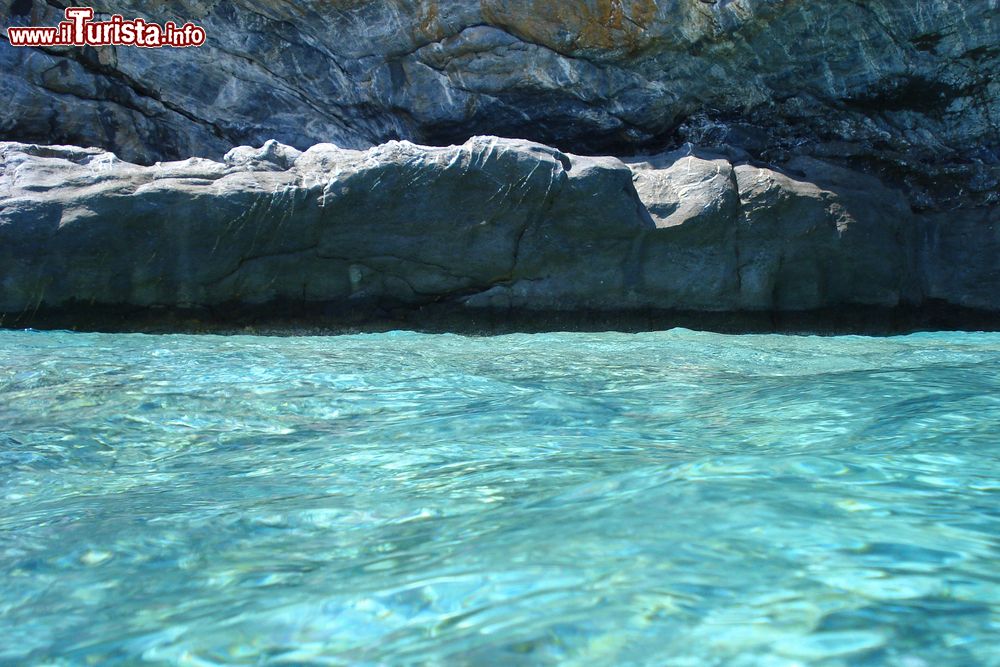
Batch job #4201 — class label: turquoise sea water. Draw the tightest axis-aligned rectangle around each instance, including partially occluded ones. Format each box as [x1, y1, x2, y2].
[1, 329, 998, 666]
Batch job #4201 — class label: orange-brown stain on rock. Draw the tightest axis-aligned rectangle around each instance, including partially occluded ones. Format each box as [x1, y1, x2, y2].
[309, 0, 660, 54]
[480, 0, 658, 55]
[416, 1, 446, 40]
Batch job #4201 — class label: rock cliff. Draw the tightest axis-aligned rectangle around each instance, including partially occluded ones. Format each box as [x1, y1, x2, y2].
[1, 138, 996, 330]
[1, 1, 997, 329]
[3, 1, 998, 208]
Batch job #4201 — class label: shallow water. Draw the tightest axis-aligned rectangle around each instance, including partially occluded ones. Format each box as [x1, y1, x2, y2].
[1, 329, 998, 666]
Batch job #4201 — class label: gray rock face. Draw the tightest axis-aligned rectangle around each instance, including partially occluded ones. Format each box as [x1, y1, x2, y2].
[1, 137, 995, 325]
[2, 1, 997, 212]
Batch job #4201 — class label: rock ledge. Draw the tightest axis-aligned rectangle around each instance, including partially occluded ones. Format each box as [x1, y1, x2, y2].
[1, 137, 997, 331]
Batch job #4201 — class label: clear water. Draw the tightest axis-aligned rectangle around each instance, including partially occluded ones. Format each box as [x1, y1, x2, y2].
[1, 329, 998, 666]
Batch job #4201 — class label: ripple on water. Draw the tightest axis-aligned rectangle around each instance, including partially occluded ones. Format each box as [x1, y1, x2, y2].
[1, 329, 999, 665]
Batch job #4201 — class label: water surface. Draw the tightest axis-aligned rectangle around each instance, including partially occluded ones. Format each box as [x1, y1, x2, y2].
[2, 329, 999, 665]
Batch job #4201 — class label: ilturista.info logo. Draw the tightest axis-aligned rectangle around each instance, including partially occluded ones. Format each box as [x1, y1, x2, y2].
[7, 7, 206, 48]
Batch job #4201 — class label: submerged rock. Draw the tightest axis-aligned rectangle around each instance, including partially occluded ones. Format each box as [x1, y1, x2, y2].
[0, 137, 995, 327]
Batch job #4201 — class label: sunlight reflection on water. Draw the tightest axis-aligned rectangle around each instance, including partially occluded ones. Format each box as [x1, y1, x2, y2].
[1, 329, 998, 665]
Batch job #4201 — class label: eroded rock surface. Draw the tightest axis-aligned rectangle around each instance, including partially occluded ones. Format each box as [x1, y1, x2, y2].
[2, 1, 997, 212]
[1, 137, 995, 324]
